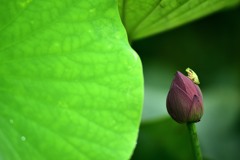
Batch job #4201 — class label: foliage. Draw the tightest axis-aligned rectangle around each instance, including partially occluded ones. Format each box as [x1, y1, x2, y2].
[0, 1, 143, 159]
[0, 0, 239, 159]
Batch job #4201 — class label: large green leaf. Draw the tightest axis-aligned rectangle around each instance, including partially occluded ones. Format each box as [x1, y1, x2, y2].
[119, 0, 240, 40]
[0, 0, 143, 159]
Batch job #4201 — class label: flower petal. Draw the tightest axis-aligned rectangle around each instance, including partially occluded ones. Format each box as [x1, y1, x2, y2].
[172, 72, 188, 92]
[167, 83, 192, 123]
[195, 85, 203, 100]
[187, 95, 204, 122]
[173, 72, 198, 98]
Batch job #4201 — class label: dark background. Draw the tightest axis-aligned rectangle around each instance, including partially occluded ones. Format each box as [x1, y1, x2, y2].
[131, 5, 240, 160]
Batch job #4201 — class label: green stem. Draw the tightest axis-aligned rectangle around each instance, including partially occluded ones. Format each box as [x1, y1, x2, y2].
[187, 123, 202, 160]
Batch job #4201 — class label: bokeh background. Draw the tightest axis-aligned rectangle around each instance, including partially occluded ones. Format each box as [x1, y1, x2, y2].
[130, 5, 240, 160]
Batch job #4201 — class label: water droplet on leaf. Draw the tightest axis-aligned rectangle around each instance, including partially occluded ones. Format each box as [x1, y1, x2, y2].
[21, 136, 26, 141]
[9, 119, 14, 124]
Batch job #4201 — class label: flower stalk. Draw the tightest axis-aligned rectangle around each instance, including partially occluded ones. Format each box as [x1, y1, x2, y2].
[187, 123, 202, 160]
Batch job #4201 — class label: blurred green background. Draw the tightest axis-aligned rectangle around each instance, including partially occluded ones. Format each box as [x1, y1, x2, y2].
[130, 6, 240, 160]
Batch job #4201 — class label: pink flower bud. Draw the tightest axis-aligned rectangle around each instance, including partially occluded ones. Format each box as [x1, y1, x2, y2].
[166, 71, 203, 123]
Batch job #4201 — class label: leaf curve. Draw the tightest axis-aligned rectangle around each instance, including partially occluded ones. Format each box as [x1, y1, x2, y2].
[119, 0, 240, 40]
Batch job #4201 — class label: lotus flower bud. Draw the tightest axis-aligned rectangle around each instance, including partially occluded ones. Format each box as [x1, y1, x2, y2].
[166, 70, 203, 123]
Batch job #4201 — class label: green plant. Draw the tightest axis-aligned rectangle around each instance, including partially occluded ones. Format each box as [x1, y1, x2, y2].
[1, 0, 239, 160]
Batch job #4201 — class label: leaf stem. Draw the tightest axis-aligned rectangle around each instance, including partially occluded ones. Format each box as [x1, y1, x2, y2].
[187, 123, 202, 160]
